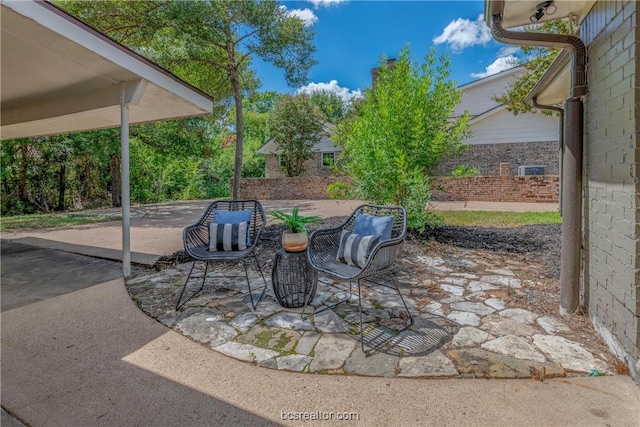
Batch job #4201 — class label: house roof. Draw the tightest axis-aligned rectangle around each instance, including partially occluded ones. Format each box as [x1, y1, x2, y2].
[256, 121, 338, 155]
[1, 0, 214, 140]
[457, 66, 521, 91]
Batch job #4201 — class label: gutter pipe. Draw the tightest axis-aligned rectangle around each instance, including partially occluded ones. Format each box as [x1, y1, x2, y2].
[490, 13, 586, 315]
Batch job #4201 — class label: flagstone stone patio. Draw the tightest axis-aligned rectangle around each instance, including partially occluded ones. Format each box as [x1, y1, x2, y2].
[126, 238, 619, 380]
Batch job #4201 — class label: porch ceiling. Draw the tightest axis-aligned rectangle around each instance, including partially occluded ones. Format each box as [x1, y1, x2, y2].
[1, 0, 214, 140]
[485, 0, 596, 29]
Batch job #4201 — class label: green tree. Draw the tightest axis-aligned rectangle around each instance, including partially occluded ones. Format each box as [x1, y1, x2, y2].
[334, 46, 470, 231]
[308, 90, 347, 123]
[202, 1, 316, 198]
[244, 91, 282, 114]
[58, 1, 316, 199]
[494, 19, 571, 114]
[268, 94, 324, 177]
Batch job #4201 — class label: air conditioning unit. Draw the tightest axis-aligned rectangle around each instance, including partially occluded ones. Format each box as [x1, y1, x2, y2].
[518, 165, 547, 176]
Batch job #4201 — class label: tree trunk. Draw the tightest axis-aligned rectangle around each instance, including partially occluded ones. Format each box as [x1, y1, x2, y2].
[57, 164, 66, 211]
[231, 70, 244, 200]
[18, 143, 30, 205]
[110, 154, 122, 207]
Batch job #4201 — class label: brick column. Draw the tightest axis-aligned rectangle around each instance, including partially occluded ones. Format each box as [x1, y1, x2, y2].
[499, 162, 511, 176]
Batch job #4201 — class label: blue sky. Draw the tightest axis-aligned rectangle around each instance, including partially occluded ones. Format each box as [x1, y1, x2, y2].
[254, 0, 521, 100]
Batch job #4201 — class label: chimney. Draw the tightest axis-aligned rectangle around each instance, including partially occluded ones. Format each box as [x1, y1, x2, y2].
[371, 58, 396, 88]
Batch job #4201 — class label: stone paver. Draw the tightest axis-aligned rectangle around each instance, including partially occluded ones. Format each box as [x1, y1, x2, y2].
[125, 247, 617, 381]
[532, 335, 611, 374]
[398, 350, 458, 378]
[344, 350, 399, 377]
[481, 335, 546, 362]
[309, 334, 357, 372]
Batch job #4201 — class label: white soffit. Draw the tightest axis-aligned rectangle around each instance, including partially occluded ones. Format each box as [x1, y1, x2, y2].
[1, 0, 214, 140]
[487, 0, 596, 29]
[526, 51, 571, 106]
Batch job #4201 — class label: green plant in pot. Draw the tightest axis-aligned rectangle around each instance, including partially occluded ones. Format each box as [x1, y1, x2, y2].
[269, 206, 321, 252]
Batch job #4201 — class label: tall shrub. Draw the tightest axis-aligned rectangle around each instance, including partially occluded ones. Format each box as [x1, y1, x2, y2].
[334, 46, 470, 230]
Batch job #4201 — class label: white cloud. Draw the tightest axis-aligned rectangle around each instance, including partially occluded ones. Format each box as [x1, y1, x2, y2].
[296, 80, 362, 103]
[433, 14, 492, 52]
[308, 0, 347, 8]
[286, 8, 318, 26]
[471, 56, 519, 79]
[497, 46, 519, 58]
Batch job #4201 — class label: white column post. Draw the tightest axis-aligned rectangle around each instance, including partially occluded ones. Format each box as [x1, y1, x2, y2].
[121, 96, 131, 278]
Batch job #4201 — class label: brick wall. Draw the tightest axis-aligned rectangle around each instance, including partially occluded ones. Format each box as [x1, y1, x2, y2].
[237, 176, 350, 200]
[436, 141, 559, 176]
[239, 175, 558, 203]
[265, 153, 337, 178]
[432, 176, 559, 203]
[581, 0, 640, 380]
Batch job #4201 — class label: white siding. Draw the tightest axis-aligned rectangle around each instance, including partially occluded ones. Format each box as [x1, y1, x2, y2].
[465, 108, 559, 145]
[454, 68, 522, 117]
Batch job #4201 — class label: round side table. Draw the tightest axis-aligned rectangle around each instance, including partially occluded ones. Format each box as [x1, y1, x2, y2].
[272, 248, 318, 308]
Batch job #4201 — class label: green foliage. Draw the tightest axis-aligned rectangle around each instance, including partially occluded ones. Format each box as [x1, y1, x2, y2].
[268, 206, 321, 233]
[452, 165, 481, 177]
[1, 135, 110, 215]
[268, 94, 325, 177]
[494, 19, 571, 115]
[326, 181, 352, 199]
[244, 91, 282, 114]
[308, 90, 347, 123]
[334, 46, 471, 231]
[57, 0, 316, 200]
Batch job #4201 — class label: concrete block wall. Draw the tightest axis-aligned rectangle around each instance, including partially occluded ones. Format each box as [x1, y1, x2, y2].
[435, 141, 559, 176]
[432, 176, 559, 203]
[582, 0, 640, 379]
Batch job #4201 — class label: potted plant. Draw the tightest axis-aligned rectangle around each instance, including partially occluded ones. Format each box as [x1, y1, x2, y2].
[269, 206, 321, 252]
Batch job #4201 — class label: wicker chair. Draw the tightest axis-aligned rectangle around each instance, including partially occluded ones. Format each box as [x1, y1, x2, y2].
[306, 204, 412, 355]
[175, 200, 267, 310]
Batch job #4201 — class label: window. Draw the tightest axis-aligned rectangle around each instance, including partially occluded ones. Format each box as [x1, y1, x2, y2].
[322, 152, 336, 168]
[278, 155, 285, 169]
[518, 165, 547, 176]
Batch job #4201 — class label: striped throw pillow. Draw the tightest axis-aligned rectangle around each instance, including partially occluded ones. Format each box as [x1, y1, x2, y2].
[336, 230, 381, 268]
[208, 221, 249, 252]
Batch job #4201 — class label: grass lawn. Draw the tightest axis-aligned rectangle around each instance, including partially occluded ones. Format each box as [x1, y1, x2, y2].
[0, 208, 562, 232]
[439, 210, 562, 227]
[1, 213, 121, 231]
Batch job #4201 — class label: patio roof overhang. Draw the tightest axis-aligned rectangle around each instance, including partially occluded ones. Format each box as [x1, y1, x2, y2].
[485, 0, 595, 30]
[1, 0, 213, 140]
[1, 0, 214, 277]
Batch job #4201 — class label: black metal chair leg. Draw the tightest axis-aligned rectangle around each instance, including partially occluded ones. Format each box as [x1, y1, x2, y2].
[301, 280, 354, 320]
[175, 261, 208, 310]
[358, 274, 414, 357]
[244, 253, 268, 310]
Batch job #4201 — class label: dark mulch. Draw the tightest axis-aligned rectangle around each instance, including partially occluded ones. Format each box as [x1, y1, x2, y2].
[154, 218, 561, 280]
[411, 224, 561, 279]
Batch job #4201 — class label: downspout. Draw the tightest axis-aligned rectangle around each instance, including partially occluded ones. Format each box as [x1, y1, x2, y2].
[531, 98, 563, 214]
[490, 14, 586, 315]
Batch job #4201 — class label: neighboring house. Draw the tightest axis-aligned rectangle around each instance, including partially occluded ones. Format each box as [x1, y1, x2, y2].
[437, 66, 561, 176]
[485, 0, 640, 382]
[257, 122, 340, 178]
